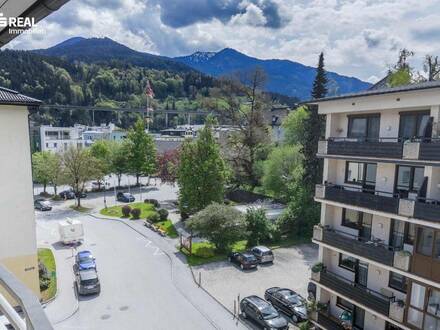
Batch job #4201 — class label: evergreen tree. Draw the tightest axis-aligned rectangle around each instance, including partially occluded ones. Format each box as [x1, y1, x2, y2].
[177, 122, 226, 217]
[303, 52, 327, 188]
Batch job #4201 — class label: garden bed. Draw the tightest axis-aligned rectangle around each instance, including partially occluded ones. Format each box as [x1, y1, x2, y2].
[100, 202, 156, 220]
[38, 248, 57, 302]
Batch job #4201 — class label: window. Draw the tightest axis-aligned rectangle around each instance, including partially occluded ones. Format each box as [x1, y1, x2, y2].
[417, 227, 434, 257]
[342, 209, 360, 228]
[399, 112, 431, 140]
[406, 283, 440, 329]
[348, 115, 380, 140]
[341, 209, 372, 237]
[389, 272, 407, 293]
[336, 297, 354, 311]
[390, 219, 415, 249]
[345, 162, 377, 186]
[339, 253, 357, 271]
[395, 166, 425, 195]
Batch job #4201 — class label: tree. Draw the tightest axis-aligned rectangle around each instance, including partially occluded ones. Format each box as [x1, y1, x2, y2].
[126, 118, 157, 185]
[62, 146, 102, 207]
[178, 122, 226, 216]
[90, 140, 112, 190]
[262, 145, 303, 202]
[388, 48, 414, 87]
[302, 53, 327, 188]
[245, 207, 273, 247]
[211, 68, 271, 188]
[187, 203, 246, 252]
[46, 152, 63, 195]
[157, 149, 180, 184]
[424, 55, 440, 81]
[109, 141, 129, 187]
[282, 106, 309, 146]
[32, 151, 53, 194]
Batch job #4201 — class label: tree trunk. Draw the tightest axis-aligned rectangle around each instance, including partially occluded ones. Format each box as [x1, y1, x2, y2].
[43, 183, 47, 193]
[53, 185, 57, 195]
[136, 174, 140, 186]
[77, 196, 81, 208]
[117, 175, 122, 188]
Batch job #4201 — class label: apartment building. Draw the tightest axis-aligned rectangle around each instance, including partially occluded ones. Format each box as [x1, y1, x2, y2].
[0, 87, 41, 302]
[40, 123, 126, 152]
[308, 80, 440, 330]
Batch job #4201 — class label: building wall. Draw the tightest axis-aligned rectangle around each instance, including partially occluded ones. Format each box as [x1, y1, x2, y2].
[0, 104, 39, 300]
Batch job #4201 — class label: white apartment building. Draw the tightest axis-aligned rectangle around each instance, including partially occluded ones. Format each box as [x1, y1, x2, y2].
[40, 123, 126, 153]
[308, 80, 440, 330]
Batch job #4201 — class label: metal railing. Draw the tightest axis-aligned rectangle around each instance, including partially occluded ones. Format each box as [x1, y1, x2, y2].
[0, 265, 53, 330]
[324, 183, 400, 198]
[326, 136, 440, 143]
[324, 228, 398, 251]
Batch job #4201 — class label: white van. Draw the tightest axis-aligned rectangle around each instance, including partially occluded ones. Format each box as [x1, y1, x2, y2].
[58, 218, 84, 245]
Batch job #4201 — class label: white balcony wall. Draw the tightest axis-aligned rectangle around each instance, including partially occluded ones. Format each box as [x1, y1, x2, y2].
[375, 163, 395, 194]
[371, 215, 391, 244]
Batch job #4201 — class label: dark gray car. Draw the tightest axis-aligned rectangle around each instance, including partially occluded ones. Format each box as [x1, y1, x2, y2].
[240, 295, 288, 329]
[75, 269, 100, 295]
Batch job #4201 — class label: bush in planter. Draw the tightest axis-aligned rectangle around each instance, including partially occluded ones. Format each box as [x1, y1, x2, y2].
[122, 205, 132, 217]
[131, 208, 141, 219]
[158, 208, 169, 221]
[144, 199, 160, 208]
[146, 212, 160, 223]
[311, 262, 324, 273]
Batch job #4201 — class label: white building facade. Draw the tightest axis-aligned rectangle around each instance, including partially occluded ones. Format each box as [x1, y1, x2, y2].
[309, 81, 440, 330]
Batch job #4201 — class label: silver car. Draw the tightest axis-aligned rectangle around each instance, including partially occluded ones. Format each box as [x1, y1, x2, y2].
[251, 246, 274, 264]
[76, 269, 100, 295]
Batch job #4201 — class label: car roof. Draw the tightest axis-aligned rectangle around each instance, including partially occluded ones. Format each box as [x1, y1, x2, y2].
[79, 269, 98, 280]
[246, 295, 270, 308]
[242, 252, 255, 258]
[78, 250, 92, 256]
[278, 288, 297, 296]
[253, 246, 271, 252]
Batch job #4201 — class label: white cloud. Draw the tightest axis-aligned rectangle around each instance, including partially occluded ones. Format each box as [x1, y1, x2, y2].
[6, 0, 440, 82]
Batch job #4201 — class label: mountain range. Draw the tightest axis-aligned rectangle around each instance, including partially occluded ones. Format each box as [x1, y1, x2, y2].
[34, 37, 371, 100]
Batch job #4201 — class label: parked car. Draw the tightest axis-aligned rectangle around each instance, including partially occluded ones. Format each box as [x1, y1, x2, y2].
[240, 295, 288, 330]
[91, 181, 104, 190]
[75, 269, 100, 296]
[75, 250, 96, 271]
[264, 287, 308, 324]
[59, 189, 75, 199]
[228, 252, 259, 270]
[34, 199, 52, 211]
[117, 192, 135, 203]
[250, 246, 274, 264]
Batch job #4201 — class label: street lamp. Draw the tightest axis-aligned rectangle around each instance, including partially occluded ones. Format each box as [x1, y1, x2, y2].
[103, 179, 110, 209]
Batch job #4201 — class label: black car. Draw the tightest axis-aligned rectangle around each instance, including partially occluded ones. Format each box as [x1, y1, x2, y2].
[228, 252, 259, 270]
[59, 190, 75, 199]
[34, 199, 52, 211]
[240, 295, 288, 330]
[264, 287, 308, 324]
[117, 192, 135, 203]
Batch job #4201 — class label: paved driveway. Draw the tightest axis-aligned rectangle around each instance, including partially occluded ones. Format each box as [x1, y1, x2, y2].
[192, 245, 318, 327]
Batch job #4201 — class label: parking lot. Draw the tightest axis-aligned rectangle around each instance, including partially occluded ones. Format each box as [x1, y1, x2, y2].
[193, 244, 318, 328]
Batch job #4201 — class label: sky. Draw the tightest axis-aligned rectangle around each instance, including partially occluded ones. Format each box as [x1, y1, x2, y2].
[7, 0, 440, 83]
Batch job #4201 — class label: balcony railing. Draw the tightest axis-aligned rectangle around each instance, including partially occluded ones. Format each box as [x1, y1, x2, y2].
[316, 269, 392, 316]
[316, 183, 400, 215]
[319, 137, 404, 159]
[414, 198, 440, 222]
[316, 312, 345, 330]
[0, 265, 53, 330]
[319, 137, 440, 162]
[320, 228, 395, 266]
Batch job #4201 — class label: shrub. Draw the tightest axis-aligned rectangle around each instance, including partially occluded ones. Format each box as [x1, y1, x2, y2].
[144, 199, 160, 208]
[51, 195, 62, 201]
[122, 205, 132, 217]
[38, 261, 50, 291]
[158, 208, 169, 221]
[147, 212, 160, 223]
[311, 262, 324, 273]
[131, 208, 141, 219]
[195, 246, 215, 258]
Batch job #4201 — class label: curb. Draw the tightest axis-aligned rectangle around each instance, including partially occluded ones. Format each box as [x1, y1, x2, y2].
[88, 213, 248, 329]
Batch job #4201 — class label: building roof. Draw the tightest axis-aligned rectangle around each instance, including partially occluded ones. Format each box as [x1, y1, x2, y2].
[303, 80, 440, 104]
[0, 86, 42, 106]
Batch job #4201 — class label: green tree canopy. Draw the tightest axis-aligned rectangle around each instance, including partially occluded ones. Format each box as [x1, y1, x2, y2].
[245, 207, 274, 247]
[282, 106, 309, 146]
[177, 123, 226, 216]
[32, 151, 62, 194]
[187, 203, 246, 252]
[109, 141, 130, 187]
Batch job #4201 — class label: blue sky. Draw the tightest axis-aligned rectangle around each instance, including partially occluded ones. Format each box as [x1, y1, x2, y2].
[8, 0, 440, 83]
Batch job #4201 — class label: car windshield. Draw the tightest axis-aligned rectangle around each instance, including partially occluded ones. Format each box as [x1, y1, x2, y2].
[40, 201, 50, 205]
[243, 255, 256, 262]
[123, 193, 131, 197]
[79, 255, 93, 262]
[81, 278, 98, 285]
[285, 294, 305, 305]
[262, 251, 273, 256]
[261, 305, 279, 320]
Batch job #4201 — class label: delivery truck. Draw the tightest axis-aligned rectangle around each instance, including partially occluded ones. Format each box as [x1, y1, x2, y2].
[59, 218, 84, 245]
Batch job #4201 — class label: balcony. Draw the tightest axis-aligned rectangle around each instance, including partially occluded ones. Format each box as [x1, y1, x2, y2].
[403, 138, 440, 161]
[318, 138, 403, 159]
[399, 197, 440, 223]
[314, 226, 395, 266]
[0, 264, 53, 330]
[316, 312, 345, 330]
[315, 184, 399, 215]
[315, 269, 392, 316]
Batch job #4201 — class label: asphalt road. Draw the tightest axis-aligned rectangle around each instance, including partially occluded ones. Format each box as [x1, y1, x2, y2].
[36, 205, 247, 330]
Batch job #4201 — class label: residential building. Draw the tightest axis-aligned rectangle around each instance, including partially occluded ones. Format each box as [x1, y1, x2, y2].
[264, 105, 292, 142]
[40, 123, 126, 153]
[0, 87, 41, 303]
[308, 80, 440, 330]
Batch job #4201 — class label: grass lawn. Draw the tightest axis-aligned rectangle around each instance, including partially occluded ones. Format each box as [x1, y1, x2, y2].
[38, 248, 57, 302]
[100, 202, 156, 220]
[156, 220, 178, 238]
[182, 236, 309, 266]
[69, 205, 93, 213]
